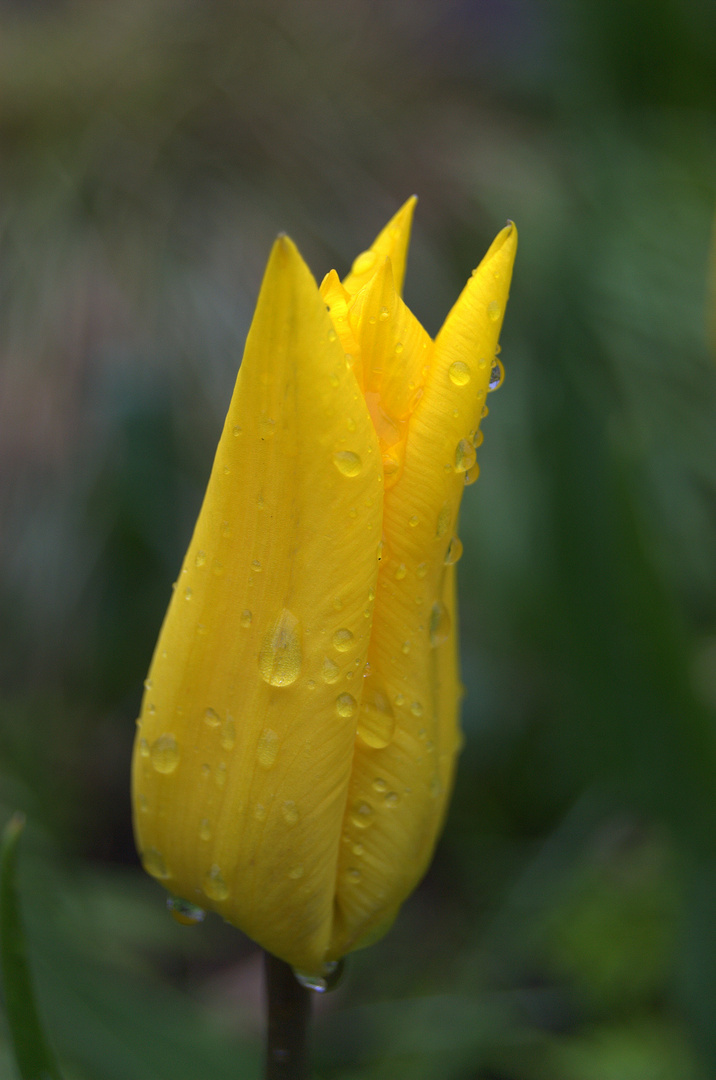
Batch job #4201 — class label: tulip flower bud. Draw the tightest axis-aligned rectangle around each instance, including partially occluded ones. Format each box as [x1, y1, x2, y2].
[132, 200, 517, 974]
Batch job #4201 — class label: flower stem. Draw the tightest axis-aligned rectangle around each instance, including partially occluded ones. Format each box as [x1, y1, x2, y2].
[263, 952, 312, 1080]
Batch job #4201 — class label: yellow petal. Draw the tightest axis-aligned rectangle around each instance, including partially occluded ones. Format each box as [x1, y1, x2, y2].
[342, 196, 417, 298]
[328, 224, 517, 957]
[132, 236, 383, 973]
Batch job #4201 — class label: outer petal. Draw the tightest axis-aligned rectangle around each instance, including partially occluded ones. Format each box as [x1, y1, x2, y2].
[132, 236, 383, 973]
[342, 196, 417, 298]
[329, 224, 517, 958]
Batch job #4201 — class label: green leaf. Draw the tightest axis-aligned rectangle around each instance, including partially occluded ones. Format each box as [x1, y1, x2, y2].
[0, 814, 63, 1080]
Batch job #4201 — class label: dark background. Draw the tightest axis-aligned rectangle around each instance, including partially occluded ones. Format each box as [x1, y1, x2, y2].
[1, 1, 716, 1076]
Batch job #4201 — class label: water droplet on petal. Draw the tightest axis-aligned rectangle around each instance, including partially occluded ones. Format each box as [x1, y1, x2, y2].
[449, 361, 471, 386]
[410, 701, 424, 718]
[142, 847, 170, 880]
[204, 707, 221, 729]
[395, 693, 406, 707]
[395, 563, 407, 580]
[220, 716, 236, 751]
[293, 959, 344, 993]
[327, 327, 337, 342]
[445, 536, 463, 565]
[346, 868, 362, 883]
[167, 896, 206, 925]
[488, 357, 505, 391]
[195, 551, 207, 567]
[233, 425, 242, 436]
[139, 737, 150, 758]
[430, 601, 451, 647]
[357, 688, 395, 749]
[241, 609, 253, 627]
[436, 504, 451, 537]
[199, 818, 212, 840]
[282, 800, 299, 825]
[378, 306, 390, 321]
[321, 656, 341, 684]
[333, 451, 362, 477]
[254, 803, 267, 821]
[384, 792, 399, 808]
[203, 864, 230, 901]
[409, 514, 419, 528]
[373, 777, 388, 793]
[487, 299, 501, 321]
[259, 609, 302, 686]
[333, 628, 354, 652]
[336, 693, 357, 718]
[469, 428, 484, 448]
[257, 728, 279, 769]
[150, 735, 180, 774]
[464, 462, 481, 486]
[288, 865, 304, 879]
[184, 587, 193, 601]
[454, 439, 476, 473]
[350, 801, 374, 829]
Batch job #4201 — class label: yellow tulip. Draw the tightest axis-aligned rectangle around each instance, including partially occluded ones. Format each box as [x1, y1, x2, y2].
[132, 199, 517, 974]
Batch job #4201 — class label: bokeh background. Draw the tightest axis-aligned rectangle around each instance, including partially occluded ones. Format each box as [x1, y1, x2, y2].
[2, 0, 716, 1077]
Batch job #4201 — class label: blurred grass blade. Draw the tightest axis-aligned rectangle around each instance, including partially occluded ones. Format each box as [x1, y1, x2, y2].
[0, 813, 64, 1080]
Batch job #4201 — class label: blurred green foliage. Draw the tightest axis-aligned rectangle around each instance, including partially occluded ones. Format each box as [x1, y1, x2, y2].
[1, 0, 716, 1076]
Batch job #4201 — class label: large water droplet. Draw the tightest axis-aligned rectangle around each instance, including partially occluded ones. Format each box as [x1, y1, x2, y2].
[448, 361, 471, 386]
[333, 628, 354, 652]
[349, 801, 374, 829]
[487, 299, 502, 321]
[333, 451, 362, 477]
[464, 462, 480, 486]
[167, 896, 206, 926]
[203, 864, 230, 901]
[488, 357, 505, 391]
[444, 536, 463, 565]
[336, 693, 357, 718]
[318, 656, 340, 685]
[429, 601, 451, 647]
[142, 847, 170, 880]
[150, 735, 180, 774]
[257, 728, 279, 769]
[259, 609, 302, 686]
[454, 439, 477, 473]
[293, 959, 344, 994]
[357, 688, 395, 749]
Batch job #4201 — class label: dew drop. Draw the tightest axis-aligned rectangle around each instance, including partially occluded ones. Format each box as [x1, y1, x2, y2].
[395, 562, 407, 580]
[333, 451, 362, 477]
[487, 299, 502, 321]
[293, 960, 344, 994]
[252, 559, 262, 572]
[378, 306, 390, 321]
[352, 250, 377, 275]
[336, 693, 357, 718]
[353, 843, 365, 856]
[395, 341, 404, 354]
[357, 687, 395, 748]
[138, 793, 148, 813]
[469, 428, 484, 448]
[196, 623, 208, 636]
[203, 864, 230, 902]
[449, 361, 471, 386]
[350, 801, 374, 829]
[282, 800, 299, 826]
[409, 514, 419, 528]
[240, 609, 253, 628]
[184, 587, 193, 601]
[144, 678, 153, 690]
[346, 868, 362, 883]
[199, 818, 212, 841]
[444, 536, 463, 565]
[257, 728, 279, 769]
[167, 896, 206, 926]
[139, 737, 150, 758]
[436, 504, 451, 537]
[150, 735, 180, 774]
[195, 550, 207, 568]
[384, 792, 400, 808]
[454, 439, 477, 473]
[321, 656, 341, 684]
[395, 692, 406, 707]
[288, 865, 304, 879]
[410, 701, 424, 718]
[430, 601, 451, 647]
[373, 778, 388, 793]
[402, 641, 411, 655]
[220, 716, 236, 751]
[333, 628, 354, 652]
[307, 679, 316, 690]
[327, 327, 337, 342]
[488, 357, 505, 391]
[478, 356, 488, 370]
[416, 562, 428, 580]
[430, 776, 443, 798]
[259, 609, 302, 686]
[204, 707, 221, 729]
[464, 462, 481, 486]
[383, 455, 399, 476]
[233, 425, 242, 436]
[254, 803, 267, 821]
[215, 762, 227, 788]
[142, 847, 170, 880]
[259, 416, 276, 438]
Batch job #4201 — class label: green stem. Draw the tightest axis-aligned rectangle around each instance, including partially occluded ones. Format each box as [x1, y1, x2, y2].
[263, 952, 312, 1080]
